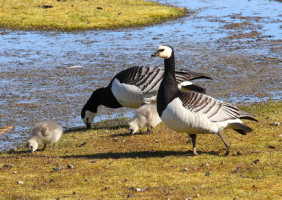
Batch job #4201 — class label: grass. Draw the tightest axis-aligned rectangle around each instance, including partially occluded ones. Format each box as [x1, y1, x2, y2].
[0, 0, 188, 31]
[0, 101, 281, 199]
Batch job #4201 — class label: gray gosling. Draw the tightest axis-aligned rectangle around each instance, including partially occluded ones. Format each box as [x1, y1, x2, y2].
[128, 104, 161, 135]
[26, 121, 63, 152]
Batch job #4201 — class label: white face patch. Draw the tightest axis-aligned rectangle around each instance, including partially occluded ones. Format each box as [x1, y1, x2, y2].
[158, 45, 172, 59]
[82, 110, 96, 126]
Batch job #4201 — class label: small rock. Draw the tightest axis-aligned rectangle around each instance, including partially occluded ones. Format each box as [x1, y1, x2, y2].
[79, 142, 86, 147]
[184, 198, 191, 200]
[84, 178, 88, 181]
[67, 164, 73, 169]
[90, 160, 98, 163]
[231, 166, 241, 174]
[40, 4, 53, 9]
[171, 186, 178, 190]
[268, 145, 275, 149]
[201, 185, 205, 189]
[279, 134, 282, 137]
[73, 191, 76, 195]
[13, 171, 18, 174]
[196, 193, 200, 198]
[193, 187, 197, 190]
[252, 159, 260, 165]
[97, 7, 103, 10]
[205, 170, 210, 176]
[3, 164, 14, 168]
[17, 181, 24, 184]
[183, 168, 188, 171]
[50, 179, 55, 182]
[114, 137, 118, 142]
[136, 188, 146, 192]
[53, 167, 63, 171]
[270, 122, 280, 126]
[233, 197, 238, 200]
[237, 151, 243, 156]
[127, 194, 133, 198]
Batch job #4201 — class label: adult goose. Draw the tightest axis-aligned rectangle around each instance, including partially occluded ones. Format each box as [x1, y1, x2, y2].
[81, 66, 212, 129]
[152, 45, 258, 155]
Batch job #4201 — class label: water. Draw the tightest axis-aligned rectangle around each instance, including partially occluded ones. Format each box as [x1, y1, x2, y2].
[0, 0, 281, 151]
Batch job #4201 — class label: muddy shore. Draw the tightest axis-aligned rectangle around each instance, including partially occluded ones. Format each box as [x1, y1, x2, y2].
[0, 0, 281, 151]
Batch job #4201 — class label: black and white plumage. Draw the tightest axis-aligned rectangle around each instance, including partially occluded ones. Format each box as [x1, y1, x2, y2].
[81, 66, 212, 129]
[152, 45, 257, 155]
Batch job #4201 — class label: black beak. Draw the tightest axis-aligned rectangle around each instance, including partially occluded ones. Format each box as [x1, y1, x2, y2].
[151, 51, 159, 57]
[86, 123, 91, 129]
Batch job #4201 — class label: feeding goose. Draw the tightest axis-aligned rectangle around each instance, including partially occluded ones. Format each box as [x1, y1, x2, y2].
[128, 104, 161, 135]
[81, 66, 212, 129]
[152, 45, 257, 155]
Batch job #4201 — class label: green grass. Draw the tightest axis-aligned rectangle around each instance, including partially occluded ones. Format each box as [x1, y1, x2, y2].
[0, 0, 187, 31]
[0, 101, 281, 199]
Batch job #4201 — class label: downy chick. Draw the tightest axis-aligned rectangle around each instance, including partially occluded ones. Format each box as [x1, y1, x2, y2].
[26, 121, 63, 152]
[128, 104, 161, 134]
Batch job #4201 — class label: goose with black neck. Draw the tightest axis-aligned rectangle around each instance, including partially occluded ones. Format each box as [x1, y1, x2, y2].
[81, 65, 212, 129]
[152, 45, 258, 155]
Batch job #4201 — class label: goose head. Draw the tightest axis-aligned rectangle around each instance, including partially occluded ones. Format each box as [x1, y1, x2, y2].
[81, 108, 96, 129]
[151, 45, 173, 59]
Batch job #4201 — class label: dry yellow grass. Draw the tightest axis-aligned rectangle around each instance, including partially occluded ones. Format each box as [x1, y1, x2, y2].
[0, 0, 187, 31]
[0, 101, 281, 199]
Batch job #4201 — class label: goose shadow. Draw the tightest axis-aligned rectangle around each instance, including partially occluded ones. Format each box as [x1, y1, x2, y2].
[109, 131, 149, 137]
[60, 150, 220, 160]
[64, 123, 128, 133]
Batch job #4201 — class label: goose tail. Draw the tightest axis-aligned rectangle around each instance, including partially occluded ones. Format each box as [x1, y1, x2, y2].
[240, 111, 258, 122]
[231, 123, 253, 135]
[179, 83, 206, 93]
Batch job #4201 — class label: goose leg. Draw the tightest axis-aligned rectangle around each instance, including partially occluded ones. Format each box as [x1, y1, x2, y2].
[146, 127, 152, 134]
[41, 144, 47, 151]
[189, 134, 198, 155]
[217, 131, 230, 156]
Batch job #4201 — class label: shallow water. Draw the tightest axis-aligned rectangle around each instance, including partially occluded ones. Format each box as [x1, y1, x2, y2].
[0, 0, 281, 151]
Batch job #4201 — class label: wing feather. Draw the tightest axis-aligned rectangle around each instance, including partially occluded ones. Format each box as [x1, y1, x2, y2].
[179, 92, 241, 122]
[113, 66, 211, 93]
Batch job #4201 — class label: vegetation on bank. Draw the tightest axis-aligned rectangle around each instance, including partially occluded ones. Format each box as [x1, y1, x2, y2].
[0, 101, 281, 199]
[0, 0, 188, 31]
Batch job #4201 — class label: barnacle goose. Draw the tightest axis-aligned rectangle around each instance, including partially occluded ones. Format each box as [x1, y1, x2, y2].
[152, 45, 258, 155]
[81, 66, 212, 129]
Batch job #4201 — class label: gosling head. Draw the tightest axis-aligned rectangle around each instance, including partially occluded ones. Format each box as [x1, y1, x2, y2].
[151, 45, 173, 59]
[128, 120, 139, 135]
[26, 139, 38, 153]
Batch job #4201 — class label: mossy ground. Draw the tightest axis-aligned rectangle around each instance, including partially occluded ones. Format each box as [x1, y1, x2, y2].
[0, 101, 281, 199]
[0, 0, 187, 31]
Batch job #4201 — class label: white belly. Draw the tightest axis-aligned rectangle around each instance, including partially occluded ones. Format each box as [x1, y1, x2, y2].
[111, 79, 156, 108]
[161, 98, 219, 134]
